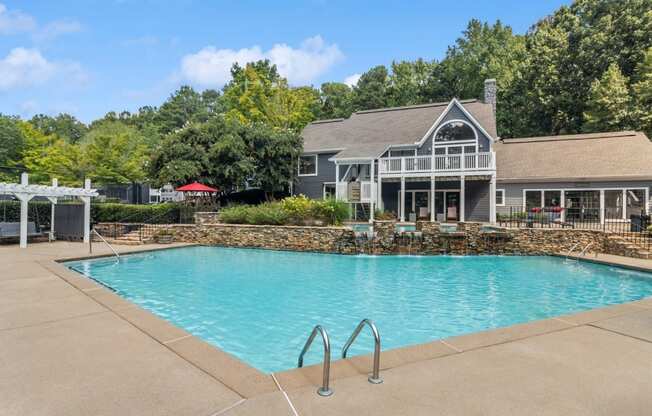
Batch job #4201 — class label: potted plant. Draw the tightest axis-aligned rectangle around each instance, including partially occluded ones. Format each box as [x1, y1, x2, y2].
[155, 229, 174, 244]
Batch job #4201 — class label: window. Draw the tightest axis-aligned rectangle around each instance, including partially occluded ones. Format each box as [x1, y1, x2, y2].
[626, 189, 646, 217]
[435, 121, 476, 142]
[525, 190, 542, 211]
[298, 155, 317, 176]
[389, 149, 416, 157]
[544, 190, 561, 207]
[496, 189, 505, 206]
[323, 183, 336, 199]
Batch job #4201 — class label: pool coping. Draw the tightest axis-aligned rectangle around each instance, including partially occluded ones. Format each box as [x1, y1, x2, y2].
[49, 245, 652, 398]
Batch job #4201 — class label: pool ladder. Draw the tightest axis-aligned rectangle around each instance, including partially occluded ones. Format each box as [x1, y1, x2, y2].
[297, 319, 383, 397]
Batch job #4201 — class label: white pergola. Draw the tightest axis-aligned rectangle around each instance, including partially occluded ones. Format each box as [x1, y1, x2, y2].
[0, 173, 98, 248]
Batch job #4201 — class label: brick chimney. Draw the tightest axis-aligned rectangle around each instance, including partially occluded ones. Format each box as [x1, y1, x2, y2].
[484, 79, 497, 114]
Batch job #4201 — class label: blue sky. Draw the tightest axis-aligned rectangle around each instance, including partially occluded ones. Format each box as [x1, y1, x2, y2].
[0, 0, 569, 123]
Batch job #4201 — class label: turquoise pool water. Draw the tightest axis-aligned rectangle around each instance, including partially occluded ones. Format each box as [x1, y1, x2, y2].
[66, 247, 652, 373]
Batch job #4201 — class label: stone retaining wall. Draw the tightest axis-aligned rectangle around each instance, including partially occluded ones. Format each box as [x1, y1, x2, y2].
[98, 220, 646, 258]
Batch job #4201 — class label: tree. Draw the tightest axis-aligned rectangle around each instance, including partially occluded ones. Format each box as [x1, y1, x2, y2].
[351, 65, 390, 111]
[30, 113, 88, 144]
[81, 122, 148, 184]
[319, 82, 353, 119]
[221, 61, 318, 130]
[387, 59, 437, 107]
[584, 63, 633, 132]
[632, 47, 652, 137]
[0, 115, 25, 181]
[155, 86, 215, 135]
[151, 116, 301, 195]
[243, 123, 302, 199]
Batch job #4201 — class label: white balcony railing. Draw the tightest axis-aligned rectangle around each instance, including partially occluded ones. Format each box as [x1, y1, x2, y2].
[379, 152, 495, 174]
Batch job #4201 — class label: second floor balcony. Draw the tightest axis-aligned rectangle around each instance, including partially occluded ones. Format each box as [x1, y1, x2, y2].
[379, 152, 495, 175]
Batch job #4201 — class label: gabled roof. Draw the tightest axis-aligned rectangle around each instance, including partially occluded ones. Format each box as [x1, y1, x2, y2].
[495, 131, 652, 182]
[301, 99, 497, 160]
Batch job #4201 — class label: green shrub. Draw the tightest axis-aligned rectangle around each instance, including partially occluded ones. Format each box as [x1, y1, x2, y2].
[312, 198, 349, 225]
[280, 195, 313, 223]
[92, 202, 182, 224]
[648, 224, 652, 233]
[247, 203, 288, 225]
[0, 200, 53, 228]
[219, 196, 349, 226]
[219, 205, 250, 224]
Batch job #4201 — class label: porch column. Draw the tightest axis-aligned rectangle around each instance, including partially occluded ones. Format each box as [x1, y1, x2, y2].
[489, 175, 496, 224]
[430, 174, 435, 222]
[400, 176, 406, 222]
[82, 178, 91, 244]
[560, 191, 566, 223]
[335, 163, 340, 200]
[377, 169, 383, 211]
[369, 160, 375, 222]
[599, 189, 605, 224]
[460, 175, 466, 222]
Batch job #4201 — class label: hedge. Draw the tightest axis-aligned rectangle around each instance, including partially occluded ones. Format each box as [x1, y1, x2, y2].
[220, 196, 349, 226]
[0, 200, 53, 228]
[91, 203, 187, 224]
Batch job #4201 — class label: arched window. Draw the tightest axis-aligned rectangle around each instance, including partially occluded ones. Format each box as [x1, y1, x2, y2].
[434, 121, 476, 143]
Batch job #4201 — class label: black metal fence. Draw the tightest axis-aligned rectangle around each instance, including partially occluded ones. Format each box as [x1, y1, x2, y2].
[94, 205, 197, 243]
[498, 206, 651, 251]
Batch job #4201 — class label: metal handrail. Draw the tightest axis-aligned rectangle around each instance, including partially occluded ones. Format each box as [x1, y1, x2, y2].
[342, 319, 382, 384]
[297, 325, 332, 397]
[90, 229, 120, 259]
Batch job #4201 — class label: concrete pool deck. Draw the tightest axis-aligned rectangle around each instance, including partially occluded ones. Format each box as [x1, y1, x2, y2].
[2, 242, 652, 415]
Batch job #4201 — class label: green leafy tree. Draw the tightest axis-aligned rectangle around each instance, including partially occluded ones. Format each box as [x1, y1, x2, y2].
[29, 113, 88, 144]
[0, 115, 25, 181]
[584, 63, 633, 132]
[352, 65, 390, 111]
[243, 123, 302, 199]
[319, 82, 354, 119]
[632, 47, 652, 137]
[155, 86, 216, 135]
[387, 59, 437, 107]
[81, 122, 148, 184]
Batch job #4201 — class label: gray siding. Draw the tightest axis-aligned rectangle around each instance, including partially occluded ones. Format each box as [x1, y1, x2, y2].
[465, 180, 490, 222]
[294, 153, 337, 199]
[496, 180, 652, 215]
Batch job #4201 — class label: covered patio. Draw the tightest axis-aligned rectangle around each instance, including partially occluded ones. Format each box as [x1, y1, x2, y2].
[0, 173, 98, 248]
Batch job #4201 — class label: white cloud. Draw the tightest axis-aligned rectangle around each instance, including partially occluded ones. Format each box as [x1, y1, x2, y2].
[0, 48, 86, 91]
[180, 35, 344, 87]
[0, 3, 81, 40]
[344, 73, 361, 87]
[34, 19, 82, 41]
[0, 3, 36, 34]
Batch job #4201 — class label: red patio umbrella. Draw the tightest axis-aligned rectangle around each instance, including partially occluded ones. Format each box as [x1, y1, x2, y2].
[175, 182, 219, 193]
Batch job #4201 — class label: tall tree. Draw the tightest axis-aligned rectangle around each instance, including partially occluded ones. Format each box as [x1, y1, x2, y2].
[352, 65, 390, 111]
[29, 113, 88, 144]
[0, 115, 25, 181]
[319, 82, 353, 119]
[632, 47, 652, 137]
[583, 63, 633, 132]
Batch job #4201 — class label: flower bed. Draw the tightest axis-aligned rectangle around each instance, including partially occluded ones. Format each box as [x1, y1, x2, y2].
[219, 195, 349, 226]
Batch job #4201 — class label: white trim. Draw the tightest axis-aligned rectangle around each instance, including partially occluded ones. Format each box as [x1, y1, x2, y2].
[415, 98, 497, 146]
[298, 154, 318, 177]
[495, 188, 505, 206]
[432, 119, 479, 153]
[302, 148, 345, 154]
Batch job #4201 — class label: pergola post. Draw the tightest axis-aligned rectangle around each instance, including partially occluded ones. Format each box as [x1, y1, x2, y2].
[47, 178, 58, 242]
[16, 173, 34, 248]
[82, 178, 92, 244]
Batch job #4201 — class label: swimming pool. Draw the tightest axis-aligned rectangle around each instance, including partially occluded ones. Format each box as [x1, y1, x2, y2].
[66, 246, 652, 373]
